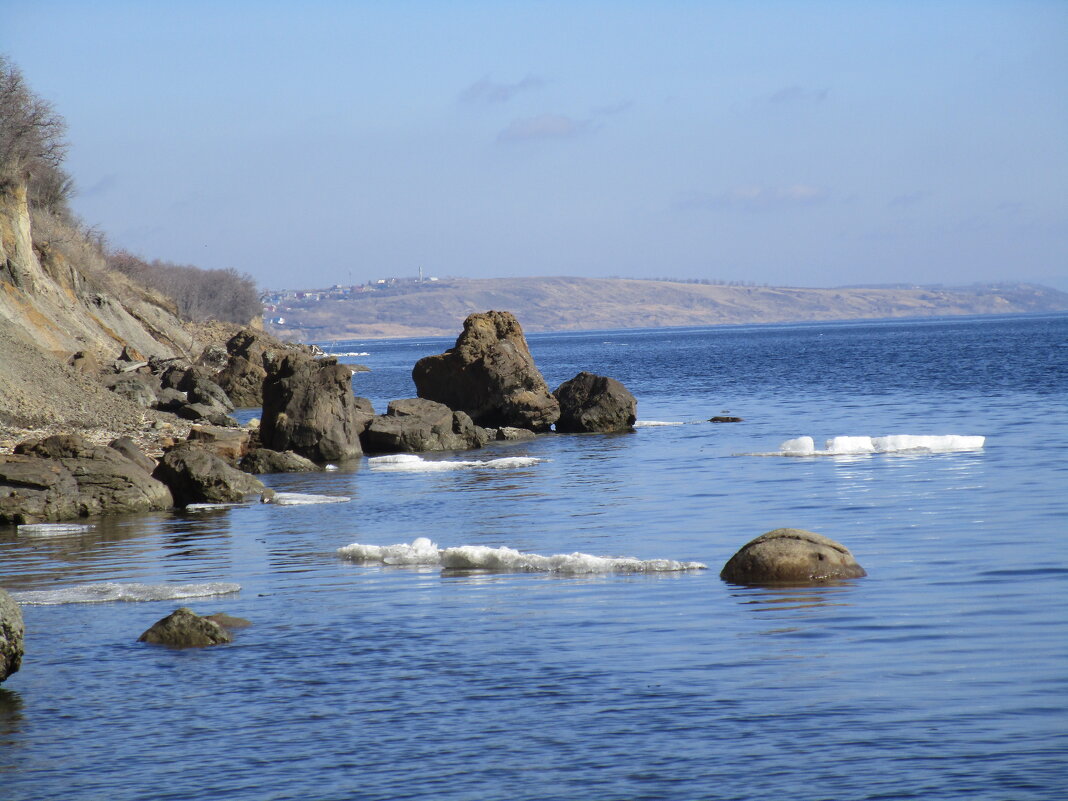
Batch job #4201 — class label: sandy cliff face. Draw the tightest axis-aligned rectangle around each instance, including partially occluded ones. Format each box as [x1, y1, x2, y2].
[0, 182, 206, 433]
[0, 182, 195, 360]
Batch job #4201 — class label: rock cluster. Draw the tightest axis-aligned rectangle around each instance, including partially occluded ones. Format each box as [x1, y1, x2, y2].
[412, 311, 560, 431]
[0, 434, 173, 524]
[720, 528, 867, 584]
[0, 587, 24, 683]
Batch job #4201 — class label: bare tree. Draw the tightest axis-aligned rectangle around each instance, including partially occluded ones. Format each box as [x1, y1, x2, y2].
[0, 55, 68, 185]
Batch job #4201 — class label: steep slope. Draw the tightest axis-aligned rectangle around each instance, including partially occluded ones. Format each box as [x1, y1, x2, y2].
[0, 182, 206, 435]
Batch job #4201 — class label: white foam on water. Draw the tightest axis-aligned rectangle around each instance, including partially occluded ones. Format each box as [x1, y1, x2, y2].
[367, 454, 544, 472]
[337, 536, 443, 565]
[774, 434, 985, 456]
[324, 464, 340, 471]
[338, 538, 706, 574]
[267, 492, 351, 505]
[11, 581, 241, 606]
[185, 503, 238, 512]
[16, 523, 94, 536]
[324, 351, 370, 357]
[780, 436, 816, 456]
[634, 420, 686, 427]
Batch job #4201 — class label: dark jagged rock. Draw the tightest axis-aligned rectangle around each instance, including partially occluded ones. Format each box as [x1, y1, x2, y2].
[215, 354, 267, 408]
[108, 436, 157, 474]
[155, 387, 188, 412]
[260, 353, 366, 462]
[104, 374, 159, 408]
[186, 425, 250, 466]
[138, 607, 232, 648]
[186, 377, 234, 412]
[240, 448, 320, 474]
[362, 398, 491, 454]
[175, 403, 237, 427]
[1, 435, 173, 524]
[153, 442, 264, 507]
[720, 528, 867, 585]
[553, 372, 637, 433]
[412, 311, 560, 431]
[1, 588, 25, 683]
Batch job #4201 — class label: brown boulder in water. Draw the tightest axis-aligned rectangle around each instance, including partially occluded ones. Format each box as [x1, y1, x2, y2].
[138, 608, 232, 648]
[720, 528, 867, 585]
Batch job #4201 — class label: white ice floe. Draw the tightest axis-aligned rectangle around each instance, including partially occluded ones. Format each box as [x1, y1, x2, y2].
[266, 492, 351, 505]
[776, 434, 985, 457]
[11, 581, 241, 606]
[367, 454, 544, 472]
[634, 420, 686, 428]
[338, 537, 706, 574]
[16, 523, 94, 536]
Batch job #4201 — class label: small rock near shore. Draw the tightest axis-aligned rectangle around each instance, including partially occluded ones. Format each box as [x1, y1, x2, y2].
[554, 371, 637, 433]
[720, 528, 867, 584]
[1, 588, 25, 683]
[138, 607, 232, 648]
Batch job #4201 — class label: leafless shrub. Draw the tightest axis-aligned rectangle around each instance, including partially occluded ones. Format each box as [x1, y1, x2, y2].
[108, 250, 261, 324]
[0, 55, 74, 215]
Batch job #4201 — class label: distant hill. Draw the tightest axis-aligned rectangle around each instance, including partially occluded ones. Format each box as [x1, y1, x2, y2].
[264, 277, 1068, 341]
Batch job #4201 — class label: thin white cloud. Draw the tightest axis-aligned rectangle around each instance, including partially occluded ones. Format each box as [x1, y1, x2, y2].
[497, 114, 587, 143]
[678, 184, 830, 210]
[460, 75, 544, 105]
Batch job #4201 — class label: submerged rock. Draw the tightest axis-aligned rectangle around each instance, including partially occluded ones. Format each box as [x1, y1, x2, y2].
[412, 311, 560, 431]
[0, 588, 24, 683]
[553, 371, 637, 433]
[138, 607, 232, 648]
[260, 353, 368, 462]
[720, 528, 867, 584]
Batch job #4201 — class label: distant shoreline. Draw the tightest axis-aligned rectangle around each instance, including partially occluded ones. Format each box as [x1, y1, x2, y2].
[264, 276, 1068, 342]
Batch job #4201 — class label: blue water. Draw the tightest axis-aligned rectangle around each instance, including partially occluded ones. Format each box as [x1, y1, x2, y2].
[2, 314, 1067, 800]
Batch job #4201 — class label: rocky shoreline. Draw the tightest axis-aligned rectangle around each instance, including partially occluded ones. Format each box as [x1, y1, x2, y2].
[1, 311, 637, 526]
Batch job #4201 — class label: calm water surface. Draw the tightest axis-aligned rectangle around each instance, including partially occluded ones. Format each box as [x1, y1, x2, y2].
[2, 314, 1066, 800]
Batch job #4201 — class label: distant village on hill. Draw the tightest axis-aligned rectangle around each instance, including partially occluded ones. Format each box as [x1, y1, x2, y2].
[258, 276, 1068, 342]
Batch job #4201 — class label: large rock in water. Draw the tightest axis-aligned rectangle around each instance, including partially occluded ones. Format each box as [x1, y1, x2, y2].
[260, 354, 369, 462]
[362, 398, 491, 454]
[0, 588, 24, 683]
[412, 311, 560, 431]
[553, 371, 637, 433]
[0, 435, 174, 524]
[720, 528, 867, 584]
[152, 442, 264, 507]
[138, 608, 232, 648]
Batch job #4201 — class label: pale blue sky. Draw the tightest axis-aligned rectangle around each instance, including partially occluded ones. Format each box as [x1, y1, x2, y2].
[3, 1, 1066, 290]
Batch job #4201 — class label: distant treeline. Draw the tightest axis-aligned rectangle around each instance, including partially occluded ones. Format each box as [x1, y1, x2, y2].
[108, 250, 261, 324]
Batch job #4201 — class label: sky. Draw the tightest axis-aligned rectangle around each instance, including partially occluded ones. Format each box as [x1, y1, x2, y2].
[3, 1, 1066, 291]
